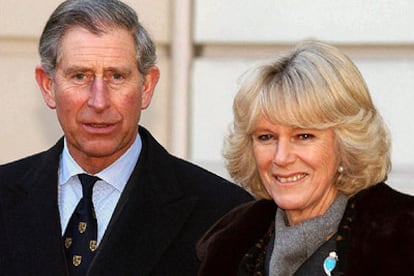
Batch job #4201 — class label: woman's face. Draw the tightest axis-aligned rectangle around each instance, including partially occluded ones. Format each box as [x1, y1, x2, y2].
[252, 116, 339, 225]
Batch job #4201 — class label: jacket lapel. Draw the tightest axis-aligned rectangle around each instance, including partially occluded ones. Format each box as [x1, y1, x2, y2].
[2, 140, 67, 275]
[89, 127, 198, 275]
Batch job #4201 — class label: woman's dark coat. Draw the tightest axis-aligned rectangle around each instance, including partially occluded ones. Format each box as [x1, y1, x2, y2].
[197, 183, 414, 275]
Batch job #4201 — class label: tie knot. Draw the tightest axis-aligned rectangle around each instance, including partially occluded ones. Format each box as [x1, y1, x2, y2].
[78, 174, 100, 199]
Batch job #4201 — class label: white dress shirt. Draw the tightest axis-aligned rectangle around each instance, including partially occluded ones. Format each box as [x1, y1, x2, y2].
[58, 134, 142, 244]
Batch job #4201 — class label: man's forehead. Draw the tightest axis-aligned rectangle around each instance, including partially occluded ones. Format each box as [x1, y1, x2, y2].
[57, 27, 136, 63]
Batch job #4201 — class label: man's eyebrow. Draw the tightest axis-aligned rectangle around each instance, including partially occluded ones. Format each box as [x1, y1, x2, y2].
[106, 66, 132, 74]
[62, 66, 89, 75]
[62, 66, 133, 74]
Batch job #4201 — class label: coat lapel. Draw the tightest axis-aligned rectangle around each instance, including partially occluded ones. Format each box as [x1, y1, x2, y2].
[89, 127, 198, 275]
[1, 140, 67, 275]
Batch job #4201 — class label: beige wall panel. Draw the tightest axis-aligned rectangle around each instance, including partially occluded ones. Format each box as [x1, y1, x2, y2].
[194, 0, 414, 43]
[0, 51, 62, 163]
[190, 58, 254, 160]
[190, 58, 258, 180]
[140, 55, 170, 147]
[124, 0, 171, 43]
[0, 1, 58, 37]
[0, 0, 171, 43]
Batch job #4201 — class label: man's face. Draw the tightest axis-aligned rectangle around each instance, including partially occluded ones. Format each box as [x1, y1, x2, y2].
[36, 26, 159, 173]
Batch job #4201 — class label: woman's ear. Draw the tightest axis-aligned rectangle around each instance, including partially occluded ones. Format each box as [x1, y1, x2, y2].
[140, 66, 160, 110]
[35, 65, 57, 109]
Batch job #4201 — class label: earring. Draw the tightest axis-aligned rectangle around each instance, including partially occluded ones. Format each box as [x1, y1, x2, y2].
[338, 166, 344, 173]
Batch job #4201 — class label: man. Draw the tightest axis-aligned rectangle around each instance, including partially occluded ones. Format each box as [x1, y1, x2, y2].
[0, 0, 252, 275]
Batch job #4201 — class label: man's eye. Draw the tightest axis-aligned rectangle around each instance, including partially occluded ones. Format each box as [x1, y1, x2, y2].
[74, 73, 86, 80]
[112, 73, 123, 80]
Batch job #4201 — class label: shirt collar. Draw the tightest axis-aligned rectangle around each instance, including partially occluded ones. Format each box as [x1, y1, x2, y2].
[59, 133, 142, 192]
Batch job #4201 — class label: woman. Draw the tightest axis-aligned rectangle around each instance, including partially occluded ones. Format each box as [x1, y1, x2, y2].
[197, 41, 414, 275]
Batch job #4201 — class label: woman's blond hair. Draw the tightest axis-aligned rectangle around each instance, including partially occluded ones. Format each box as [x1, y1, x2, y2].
[224, 40, 391, 199]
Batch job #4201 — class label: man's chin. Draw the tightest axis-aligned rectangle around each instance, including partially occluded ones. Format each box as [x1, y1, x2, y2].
[71, 141, 123, 158]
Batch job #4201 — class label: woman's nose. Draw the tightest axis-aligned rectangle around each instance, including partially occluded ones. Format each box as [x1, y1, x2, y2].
[273, 139, 295, 166]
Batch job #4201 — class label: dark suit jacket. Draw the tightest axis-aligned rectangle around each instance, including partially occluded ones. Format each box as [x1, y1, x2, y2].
[197, 183, 414, 275]
[0, 126, 253, 275]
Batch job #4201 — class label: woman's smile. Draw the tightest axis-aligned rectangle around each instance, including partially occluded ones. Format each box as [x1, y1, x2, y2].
[274, 172, 308, 184]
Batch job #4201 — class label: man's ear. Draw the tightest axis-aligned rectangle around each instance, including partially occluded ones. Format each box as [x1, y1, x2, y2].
[35, 65, 56, 109]
[140, 66, 160, 110]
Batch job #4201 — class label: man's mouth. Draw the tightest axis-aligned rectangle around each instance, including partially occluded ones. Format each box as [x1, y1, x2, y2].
[88, 123, 112, 128]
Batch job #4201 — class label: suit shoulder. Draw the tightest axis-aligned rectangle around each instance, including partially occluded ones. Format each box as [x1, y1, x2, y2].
[0, 152, 44, 175]
[139, 127, 253, 203]
[0, 140, 62, 180]
[174, 156, 250, 189]
[168, 156, 253, 207]
[172, 157, 227, 183]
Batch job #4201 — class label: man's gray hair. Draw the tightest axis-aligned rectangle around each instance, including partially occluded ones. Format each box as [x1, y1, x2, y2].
[38, 0, 157, 77]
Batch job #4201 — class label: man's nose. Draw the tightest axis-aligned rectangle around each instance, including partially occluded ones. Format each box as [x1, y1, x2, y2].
[88, 78, 109, 111]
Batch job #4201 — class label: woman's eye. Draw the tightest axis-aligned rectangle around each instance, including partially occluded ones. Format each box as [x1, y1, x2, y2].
[257, 134, 273, 141]
[298, 133, 314, 140]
